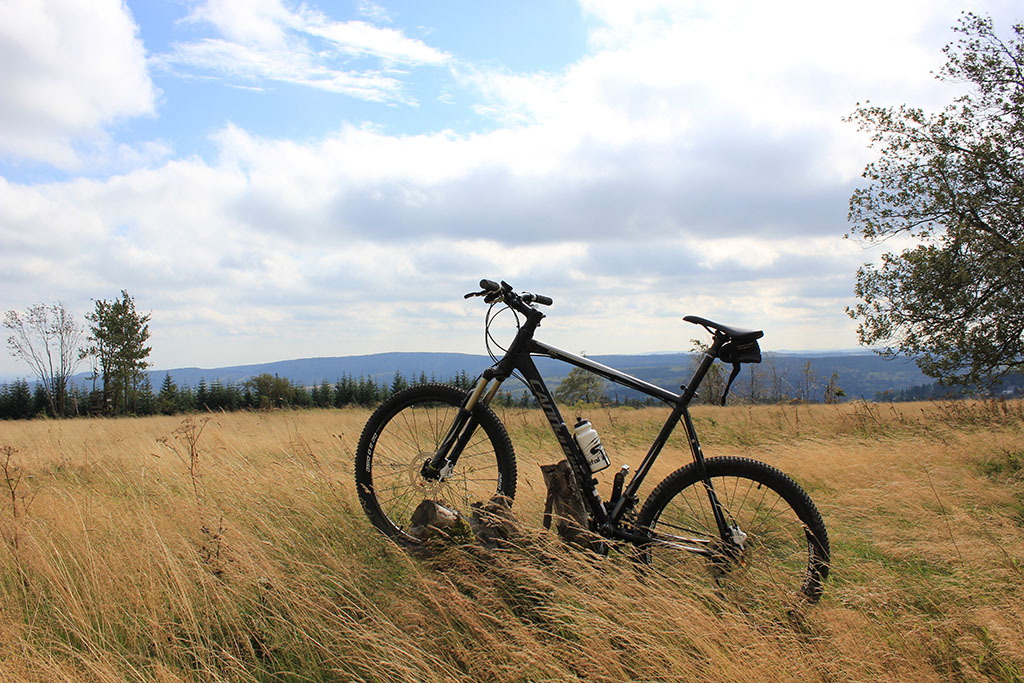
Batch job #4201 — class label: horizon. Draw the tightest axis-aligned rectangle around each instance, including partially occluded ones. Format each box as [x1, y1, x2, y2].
[3, 1, 1019, 376]
[0, 345, 896, 385]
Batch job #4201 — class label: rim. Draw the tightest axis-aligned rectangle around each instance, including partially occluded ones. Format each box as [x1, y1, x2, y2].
[646, 474, 821, 603]
[367, 399, 504, 536]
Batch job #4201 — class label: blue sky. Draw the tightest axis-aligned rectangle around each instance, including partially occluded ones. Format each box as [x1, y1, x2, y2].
[1, 0, 1019, 376]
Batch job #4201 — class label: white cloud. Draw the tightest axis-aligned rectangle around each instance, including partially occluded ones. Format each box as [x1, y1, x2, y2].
[356, 1, 392, 25]
[184, 0, 293, 49]
[0, 0, 158, 168]
[158, 0, 448, 102]
[0, 103, 868, 373]
[7, 0, 1017, 374]
[301, 16, 447, 65]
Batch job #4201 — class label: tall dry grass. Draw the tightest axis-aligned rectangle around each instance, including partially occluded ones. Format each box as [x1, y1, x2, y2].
[0, 399, 1022, 681]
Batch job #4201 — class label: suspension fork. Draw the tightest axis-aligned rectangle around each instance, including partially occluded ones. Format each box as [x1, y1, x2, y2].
[420, 374, 502, 480]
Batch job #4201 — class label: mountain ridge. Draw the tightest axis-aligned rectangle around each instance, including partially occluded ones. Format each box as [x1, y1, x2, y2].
[7, 350, 994, 402]
[131, 350, 934, 402]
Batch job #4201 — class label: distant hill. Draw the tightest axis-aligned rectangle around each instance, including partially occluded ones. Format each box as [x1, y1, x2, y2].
[140, 352, 488, 390]
[10, 350, 1019, 403]
[110, 350, 948, 403]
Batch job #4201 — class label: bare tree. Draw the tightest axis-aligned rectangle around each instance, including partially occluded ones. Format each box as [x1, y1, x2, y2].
[4, 302, 83, 417]
[689, 338, 725, 405]
[764, 353, 785, 403]
[824, 371, 845, 404]
[746, 362, 764, 404]
[801, 361, 817, 403]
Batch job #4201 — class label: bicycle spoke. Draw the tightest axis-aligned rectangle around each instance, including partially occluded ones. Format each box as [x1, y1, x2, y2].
[640, 459, 827, 606]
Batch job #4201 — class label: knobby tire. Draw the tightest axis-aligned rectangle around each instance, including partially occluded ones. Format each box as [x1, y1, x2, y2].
[355, 384, 517, 544]
[637, 456, 830, 604]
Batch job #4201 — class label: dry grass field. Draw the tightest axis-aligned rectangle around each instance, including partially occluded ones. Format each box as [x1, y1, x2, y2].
[1, 399, 1022, 681]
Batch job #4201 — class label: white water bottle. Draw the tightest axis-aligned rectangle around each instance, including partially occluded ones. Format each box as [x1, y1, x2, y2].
[573, 418, 611, 473]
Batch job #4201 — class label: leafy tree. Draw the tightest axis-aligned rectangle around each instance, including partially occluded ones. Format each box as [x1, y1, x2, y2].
[83, 290, 152, 414]
[0, 380, 33, 419]
[32, 383, 49, 416]
[847, 14, 1024, 387]
[178, 384, 197, 412]
[390, 371, 408, 396]
[356, 376, 381, 406]
[195, 379, 209, 408]
[246, 373, 294, 409]
[554, 355, 607, 405]
[315, 379, 333, 407]
[207, 380, 235, 411]
[158, 373, 178, 415]
[4, 301, 83, 417]
[292, 385, 312, 408]
[136, 375, 156, 415]
[334, 375, 355, 407]
[452, 369, 474, 391]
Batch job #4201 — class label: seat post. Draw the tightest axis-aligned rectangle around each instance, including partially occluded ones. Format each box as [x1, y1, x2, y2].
[679, 333, 724, 406]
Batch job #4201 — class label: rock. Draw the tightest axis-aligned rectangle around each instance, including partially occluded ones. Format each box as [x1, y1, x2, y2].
[540, 460, 596, 549]
[468, 494, 518, 546]
[408, 500, 464, 542]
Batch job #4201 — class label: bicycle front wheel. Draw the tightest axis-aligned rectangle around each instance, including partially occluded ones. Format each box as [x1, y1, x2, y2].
[637, 457, 829, 604]
[355, 384, 517, 544]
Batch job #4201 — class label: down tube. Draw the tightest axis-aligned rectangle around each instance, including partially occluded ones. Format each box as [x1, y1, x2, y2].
[515, 354, 608, 525]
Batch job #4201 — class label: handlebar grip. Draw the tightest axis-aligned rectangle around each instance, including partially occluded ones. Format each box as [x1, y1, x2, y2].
[532, 294, 553, 306]
[480, 279, 499, 291]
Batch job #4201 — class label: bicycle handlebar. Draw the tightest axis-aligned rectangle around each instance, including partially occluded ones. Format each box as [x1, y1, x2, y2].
[464, 279, 552, 310]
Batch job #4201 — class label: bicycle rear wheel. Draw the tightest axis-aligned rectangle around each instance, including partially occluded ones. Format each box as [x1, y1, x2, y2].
[355, 384, 517, 544]
[637, 457, 829, 604]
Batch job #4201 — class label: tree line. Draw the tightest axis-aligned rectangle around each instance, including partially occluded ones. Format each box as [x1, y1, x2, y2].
[0, 369, 486, 420]
[3, 285, 856, 421]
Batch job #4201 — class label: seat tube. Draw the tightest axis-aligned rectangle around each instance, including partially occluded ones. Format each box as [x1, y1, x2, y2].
[680, 405, 733, 540]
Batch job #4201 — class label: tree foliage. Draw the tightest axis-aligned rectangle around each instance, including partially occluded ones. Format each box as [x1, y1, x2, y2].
[554, 358, 607, 406]
[3, 302, 83, 417]
[84, 290, 152, 414]
[847, 13, 1024, 387]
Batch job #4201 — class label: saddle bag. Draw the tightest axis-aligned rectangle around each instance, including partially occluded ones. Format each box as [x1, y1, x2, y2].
[718, 338, 762, 365]
[717, 338, 762, 405]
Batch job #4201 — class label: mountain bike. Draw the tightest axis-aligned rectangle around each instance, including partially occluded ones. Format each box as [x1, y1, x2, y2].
[355, 280, 830, 603]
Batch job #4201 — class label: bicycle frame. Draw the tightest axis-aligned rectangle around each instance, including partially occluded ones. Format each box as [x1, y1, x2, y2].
[424, 302, 735, 549]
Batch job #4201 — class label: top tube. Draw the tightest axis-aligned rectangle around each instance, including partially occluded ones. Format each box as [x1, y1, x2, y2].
[531, 341, 680, 404]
